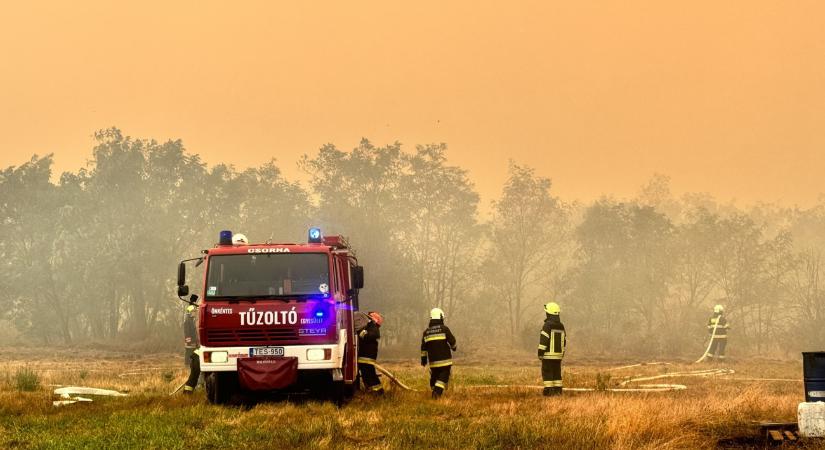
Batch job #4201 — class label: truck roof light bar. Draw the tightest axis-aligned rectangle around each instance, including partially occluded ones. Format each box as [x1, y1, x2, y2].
[322, 235, 349, 249]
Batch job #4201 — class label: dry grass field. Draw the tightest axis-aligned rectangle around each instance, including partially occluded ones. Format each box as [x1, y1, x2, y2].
[0, 347, 821, 449]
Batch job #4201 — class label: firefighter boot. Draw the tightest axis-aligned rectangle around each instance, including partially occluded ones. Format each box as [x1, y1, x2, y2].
[543, 386, 562, 397]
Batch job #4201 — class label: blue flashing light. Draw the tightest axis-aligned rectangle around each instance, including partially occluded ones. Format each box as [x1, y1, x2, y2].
[315, 310, 325, 318]
[219, 230, 233, 245]
[308, 227, 322, 243]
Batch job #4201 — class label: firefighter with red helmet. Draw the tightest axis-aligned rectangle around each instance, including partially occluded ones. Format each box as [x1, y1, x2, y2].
[538, 302, 566, 396]
[421, 308, 457, 399]
[357, 312, 384, 394]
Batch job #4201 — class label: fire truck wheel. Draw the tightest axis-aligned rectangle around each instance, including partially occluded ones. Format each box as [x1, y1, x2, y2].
[206, 372, 238, 405]
[344, 381, 356, 399]
[332, 381, 346, 407]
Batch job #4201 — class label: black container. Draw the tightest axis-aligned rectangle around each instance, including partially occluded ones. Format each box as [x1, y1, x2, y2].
[802, 352, 825, 402]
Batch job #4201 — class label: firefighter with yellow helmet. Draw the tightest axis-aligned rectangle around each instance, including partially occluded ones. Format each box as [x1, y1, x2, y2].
[706, 304, 729, 360]
[538, 302, 566, 396]
[420, 307, 457, 399]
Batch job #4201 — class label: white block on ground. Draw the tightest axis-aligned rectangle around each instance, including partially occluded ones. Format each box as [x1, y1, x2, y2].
[798, 402, 825, 437]
[53, 386, 127, 397]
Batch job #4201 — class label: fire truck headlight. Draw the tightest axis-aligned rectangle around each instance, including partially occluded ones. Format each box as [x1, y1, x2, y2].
[207, 351, 229, 363]
[308, 227, 322, 243]
[306, 348, 330, 361]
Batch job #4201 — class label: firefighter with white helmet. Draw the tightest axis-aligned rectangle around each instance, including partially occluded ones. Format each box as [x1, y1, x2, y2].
[707, 304, 729, 361]
[538, 301, 566, 396]
[420, 307, 457, 398]
[183, 304, 201, 393]
[231, 233, 248, 245]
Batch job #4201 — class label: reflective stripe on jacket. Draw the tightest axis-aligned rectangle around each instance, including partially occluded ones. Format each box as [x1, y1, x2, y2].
[538, 315, 566, 360]
[707, 314, 729, 338]
[421, 319, 457, 367]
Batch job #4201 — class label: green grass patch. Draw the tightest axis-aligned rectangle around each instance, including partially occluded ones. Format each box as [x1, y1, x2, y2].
[14, 366, 40, 392]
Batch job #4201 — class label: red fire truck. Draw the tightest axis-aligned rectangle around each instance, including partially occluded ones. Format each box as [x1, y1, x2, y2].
[176, 228, 364, 404]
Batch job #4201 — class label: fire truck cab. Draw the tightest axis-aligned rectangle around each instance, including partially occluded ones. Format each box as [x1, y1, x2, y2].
[176, 228, 363, 404]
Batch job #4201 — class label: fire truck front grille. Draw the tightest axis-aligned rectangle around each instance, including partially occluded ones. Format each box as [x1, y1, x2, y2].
[206, 328, 300, 345]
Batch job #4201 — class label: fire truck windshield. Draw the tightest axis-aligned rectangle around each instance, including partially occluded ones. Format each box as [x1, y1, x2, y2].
[205, 253, 330, 299]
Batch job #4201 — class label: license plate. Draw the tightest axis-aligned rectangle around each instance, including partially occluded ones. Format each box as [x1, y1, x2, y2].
[250, 347, 284, 357]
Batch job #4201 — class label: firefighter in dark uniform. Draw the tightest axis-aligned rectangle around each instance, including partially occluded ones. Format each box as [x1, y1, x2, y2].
[357, 311, 384, 394]
[420, 308, 457, 399]
[183, 304, 201, 393]
[538, 302, 566, 396]
[707, 304, 729, 360]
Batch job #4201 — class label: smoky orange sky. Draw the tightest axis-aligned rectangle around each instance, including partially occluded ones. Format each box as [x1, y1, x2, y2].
[2, 1, 824, 207]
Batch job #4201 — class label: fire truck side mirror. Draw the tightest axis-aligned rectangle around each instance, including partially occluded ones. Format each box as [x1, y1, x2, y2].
[177, 262, 190, 297]
[352, 266, 364, 290]
[177, 262, 186, 287]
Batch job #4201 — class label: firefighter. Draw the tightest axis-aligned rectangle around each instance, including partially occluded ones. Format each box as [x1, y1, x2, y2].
[357, 311, 384, 394]
[538, 302, 566, 396]
[707, 304, 729, 360]
[183, 304, 201, 393]
[420, 308, 457, 399]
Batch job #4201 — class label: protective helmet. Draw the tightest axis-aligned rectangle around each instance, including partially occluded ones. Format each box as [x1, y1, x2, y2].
[430, 308, 444, 320]
[186, 304, 196, 313]
[232, 233, 248, 245]
[368, 311, 383, 326]
[714, 304, 724, 314]
[544, 302, 561, 315]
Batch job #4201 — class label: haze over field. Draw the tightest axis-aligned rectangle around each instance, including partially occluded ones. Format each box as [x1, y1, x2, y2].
[1, 1, 825, 206]
[1, 2, 825, 361]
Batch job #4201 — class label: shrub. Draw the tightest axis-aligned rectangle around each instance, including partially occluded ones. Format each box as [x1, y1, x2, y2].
[14, 366, 40, 392]
[595, 372, 612, 391]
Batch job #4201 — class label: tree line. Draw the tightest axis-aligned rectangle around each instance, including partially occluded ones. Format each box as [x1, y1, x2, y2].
[1, 128, 823, 358]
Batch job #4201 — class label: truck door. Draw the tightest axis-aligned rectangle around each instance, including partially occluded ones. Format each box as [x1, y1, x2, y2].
[334, 255, 357, 383]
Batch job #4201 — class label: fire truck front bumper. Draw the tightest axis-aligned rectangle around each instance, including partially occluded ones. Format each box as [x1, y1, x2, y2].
[198, 343, 343, 372]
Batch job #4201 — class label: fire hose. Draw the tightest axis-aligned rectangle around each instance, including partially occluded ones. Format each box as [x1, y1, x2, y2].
[695, 319, 720, 363]
[374, 363, 737, 393]
[374, 363, 418, 391]
[465, 368, 734, 393]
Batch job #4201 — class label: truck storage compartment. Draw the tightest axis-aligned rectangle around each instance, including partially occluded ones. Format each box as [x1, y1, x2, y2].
[237, 357, 298, 391]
